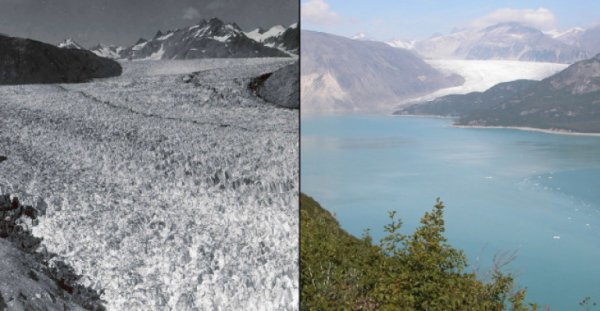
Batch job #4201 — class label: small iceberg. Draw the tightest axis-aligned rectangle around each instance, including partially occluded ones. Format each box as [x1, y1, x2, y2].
[553, 235, 561, 239]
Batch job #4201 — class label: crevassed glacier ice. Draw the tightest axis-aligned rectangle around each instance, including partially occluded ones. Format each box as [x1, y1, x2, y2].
[0, 58, 298, 310]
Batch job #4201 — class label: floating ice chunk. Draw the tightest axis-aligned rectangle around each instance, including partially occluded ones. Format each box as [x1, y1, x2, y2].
[484, 176, 493, 179]
[553, 235, 561, 239]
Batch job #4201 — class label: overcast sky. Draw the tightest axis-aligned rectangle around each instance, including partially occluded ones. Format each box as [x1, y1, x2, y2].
[301, 0, 600, 41]
[0, 0, 298, 47]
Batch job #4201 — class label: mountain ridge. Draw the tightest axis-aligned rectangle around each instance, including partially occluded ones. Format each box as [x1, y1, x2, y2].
[395, 53, 600, 133]
[0, 34, 122, 85]
[58, 18, 298, 60]
[302, 30, 464, 113]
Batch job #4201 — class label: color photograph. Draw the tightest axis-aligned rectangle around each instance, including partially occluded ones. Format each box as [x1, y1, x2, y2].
[301, 0, 600, 309]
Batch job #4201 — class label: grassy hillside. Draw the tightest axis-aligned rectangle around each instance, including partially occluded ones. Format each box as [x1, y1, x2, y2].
[300, 193, 536, 310]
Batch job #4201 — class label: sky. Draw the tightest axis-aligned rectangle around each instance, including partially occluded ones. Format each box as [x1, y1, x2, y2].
[0, 0, 298, 47]
[301, 0, 600, 41]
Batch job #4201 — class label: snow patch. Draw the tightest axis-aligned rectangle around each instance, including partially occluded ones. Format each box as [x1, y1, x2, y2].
[156, 32, 174, 41]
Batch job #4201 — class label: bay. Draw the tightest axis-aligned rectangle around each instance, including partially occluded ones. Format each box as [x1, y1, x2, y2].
[301, 115, 600, 310]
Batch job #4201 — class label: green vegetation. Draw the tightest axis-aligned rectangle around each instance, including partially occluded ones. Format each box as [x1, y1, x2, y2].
[300, 193, 537, 310]
[395, 54, 600, 133]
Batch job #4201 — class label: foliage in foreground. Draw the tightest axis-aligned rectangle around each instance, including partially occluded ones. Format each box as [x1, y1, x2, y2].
[300, 193, 536, 310]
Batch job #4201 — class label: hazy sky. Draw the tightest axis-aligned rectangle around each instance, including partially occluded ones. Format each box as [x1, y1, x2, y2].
[0, 0, 298, 47]
[301, 0, 600, 41]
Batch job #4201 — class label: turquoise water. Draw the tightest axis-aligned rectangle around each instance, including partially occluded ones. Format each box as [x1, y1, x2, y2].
[301, 115, 600, 310]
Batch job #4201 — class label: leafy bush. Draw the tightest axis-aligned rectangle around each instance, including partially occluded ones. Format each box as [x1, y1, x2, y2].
[300, 193, 536, 310]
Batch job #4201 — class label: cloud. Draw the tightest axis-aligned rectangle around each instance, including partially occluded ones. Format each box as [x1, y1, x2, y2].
[301, 0, 342, 25]
[182, 7, 201, 20]
[470, 8, 557, 30]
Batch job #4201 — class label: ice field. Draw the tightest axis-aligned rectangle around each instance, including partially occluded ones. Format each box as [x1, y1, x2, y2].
[404, 59, 568, 104]
[0, 58, 299, 310]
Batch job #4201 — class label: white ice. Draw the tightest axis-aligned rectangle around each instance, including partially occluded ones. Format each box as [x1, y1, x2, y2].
[0, 58, 298, 311]
[405, 59, 568, 104]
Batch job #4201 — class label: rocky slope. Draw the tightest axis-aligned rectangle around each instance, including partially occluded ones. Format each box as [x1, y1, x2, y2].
[262, 24, 299, 55]
[301, 30, 464, 112]
[0, 192, 105, 310]
[396, 53, 600, 133]
[0, 35, 122, 85]
[252, 61, 299, 109]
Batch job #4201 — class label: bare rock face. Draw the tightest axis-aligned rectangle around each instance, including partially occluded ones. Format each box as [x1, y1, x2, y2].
[0, 34, 122, 85]
[251, 62, 299, 109]
[547, 53, 600, 94]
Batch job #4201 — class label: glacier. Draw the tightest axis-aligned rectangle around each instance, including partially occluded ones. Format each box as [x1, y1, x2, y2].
[0, 58, 298, 310]
[403, 59, 568, 104]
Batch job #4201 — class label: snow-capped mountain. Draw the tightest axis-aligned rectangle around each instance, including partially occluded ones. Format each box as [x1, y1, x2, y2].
[263, 23, 298, 54]
[412, 30, 472, 59]
[57, 38, 84, 50]
[387, 38, 416, 50]
[245, 23, 299, 55]
[117, 18, 289, 60]
[545, 27, 585, 45]
[412, 22, 589, 63]
[245, 25, 286, 43]
[89, 43, 125, 59]
[351, 32, 371, 40]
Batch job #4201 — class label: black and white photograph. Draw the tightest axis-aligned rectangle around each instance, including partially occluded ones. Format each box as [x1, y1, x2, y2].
[0, 0, 299, 309]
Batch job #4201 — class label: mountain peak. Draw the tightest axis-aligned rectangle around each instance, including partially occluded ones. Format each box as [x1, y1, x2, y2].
[135, 38, 148, 45]
[253, 27, 266, 34]
[482, 22, 541, 34]
[57, 38, 84, 50]
[114, 17, 289, 60]
[351, 32, 368, 40]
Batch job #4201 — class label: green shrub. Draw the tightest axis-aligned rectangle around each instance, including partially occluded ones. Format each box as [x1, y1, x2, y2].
[300, 194, 535, 310]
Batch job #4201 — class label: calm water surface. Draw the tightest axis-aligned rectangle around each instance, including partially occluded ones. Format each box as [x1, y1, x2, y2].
[301, 115, 600, 310]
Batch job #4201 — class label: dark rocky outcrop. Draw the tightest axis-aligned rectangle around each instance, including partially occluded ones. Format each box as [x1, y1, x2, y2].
[252, 62, 299, 109]
[0, 35, 122, 85]
[0, 194, 106, 310]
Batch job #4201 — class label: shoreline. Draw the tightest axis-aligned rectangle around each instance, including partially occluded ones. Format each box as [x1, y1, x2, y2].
[391, 113, 457, 120]
[393, 114, 600, 137]
[452, 124, 600, 137]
